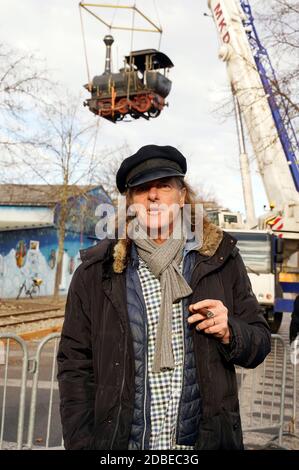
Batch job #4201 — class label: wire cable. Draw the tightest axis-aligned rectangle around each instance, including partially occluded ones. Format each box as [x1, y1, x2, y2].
[126, 3, 136, 101]
[110, 0, 120, 29]
[79, 4, 91, 85]
[153, 0, 162, 49]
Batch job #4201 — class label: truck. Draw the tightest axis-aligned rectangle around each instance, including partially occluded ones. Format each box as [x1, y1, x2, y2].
[207, 0, 299, 332]
[206, 208, 285, 332]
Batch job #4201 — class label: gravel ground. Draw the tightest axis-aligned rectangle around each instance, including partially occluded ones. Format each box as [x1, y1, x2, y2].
[0, 296, 65, 336]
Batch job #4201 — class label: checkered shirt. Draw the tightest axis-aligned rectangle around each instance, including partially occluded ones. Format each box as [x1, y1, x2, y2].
[137, 256, 194, 450]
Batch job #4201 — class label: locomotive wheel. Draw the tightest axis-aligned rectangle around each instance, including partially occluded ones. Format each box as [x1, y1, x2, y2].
[100, 101, 113, 116]
[132, 95, 151, 113]
[116, 98, 129, 115]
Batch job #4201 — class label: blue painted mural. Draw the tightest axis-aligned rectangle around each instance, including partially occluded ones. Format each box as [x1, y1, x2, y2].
[0, 186, 111, 298]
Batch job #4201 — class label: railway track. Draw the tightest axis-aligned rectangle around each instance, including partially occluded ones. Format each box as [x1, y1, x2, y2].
[0, 307, 64, 328]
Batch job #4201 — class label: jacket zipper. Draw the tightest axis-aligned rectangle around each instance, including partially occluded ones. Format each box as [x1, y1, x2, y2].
[134, 262, 149, 450]
[110, 323, 127, 450]
[141, 320, 148, 449]
[175, 254, 208, 445]
[175, 254, 188, 446]
[174, 296, 186, 447]
[174, 250, 231, 444]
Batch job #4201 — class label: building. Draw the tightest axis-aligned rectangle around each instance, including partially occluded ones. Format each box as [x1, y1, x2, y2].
[0, 184, 112, 298]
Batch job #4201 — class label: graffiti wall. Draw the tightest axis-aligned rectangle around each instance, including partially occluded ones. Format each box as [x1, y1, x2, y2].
[0, 186, 111, 298]
[0, 227, 97, 299]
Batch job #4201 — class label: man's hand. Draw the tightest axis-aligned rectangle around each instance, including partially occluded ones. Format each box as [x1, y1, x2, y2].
[187, 299, 230, 344]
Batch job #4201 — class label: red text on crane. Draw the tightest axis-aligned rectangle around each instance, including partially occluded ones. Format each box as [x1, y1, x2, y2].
[213, 3, 230, 43]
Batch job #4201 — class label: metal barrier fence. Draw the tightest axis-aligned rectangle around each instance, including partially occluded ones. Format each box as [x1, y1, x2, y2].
[237, 334, 288, 448]
[289, 335, 299, 435]
[26, 333, 63, 449]
[0, 334, 28, 450]
[0, 332, 297, 449]
[0, 332, 62, 450]
[240, 334, 299, 449]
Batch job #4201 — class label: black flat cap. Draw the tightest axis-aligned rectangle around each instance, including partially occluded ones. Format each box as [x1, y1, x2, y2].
[116, 144, 187, 193]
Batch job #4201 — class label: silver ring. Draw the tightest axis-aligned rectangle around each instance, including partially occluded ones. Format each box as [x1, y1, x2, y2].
[206, 310, 215, 319]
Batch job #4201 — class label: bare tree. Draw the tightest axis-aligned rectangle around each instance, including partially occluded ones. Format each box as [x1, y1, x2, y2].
[255, 0, 299, 120]
[0, 42, 51, 165]
[211, 1, 299, 124]
[209, 0, 299, 217]
[0, 45, 128, 298]
[96, 143, 131, 205]
[12, 88, 123, 297]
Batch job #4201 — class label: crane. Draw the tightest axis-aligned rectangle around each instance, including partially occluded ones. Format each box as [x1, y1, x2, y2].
[208, 0, 299, 234]
[207, 0, 299, 331]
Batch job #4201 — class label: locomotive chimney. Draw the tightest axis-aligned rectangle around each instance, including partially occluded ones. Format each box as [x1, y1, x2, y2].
[103, 34, 114, 75]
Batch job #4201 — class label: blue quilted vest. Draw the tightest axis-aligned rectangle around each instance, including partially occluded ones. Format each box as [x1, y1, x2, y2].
[127, 242, 202, 449]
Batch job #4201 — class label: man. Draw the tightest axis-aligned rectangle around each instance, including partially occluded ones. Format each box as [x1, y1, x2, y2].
[290, 295, 299, 344]
[57, 144, 271, 450]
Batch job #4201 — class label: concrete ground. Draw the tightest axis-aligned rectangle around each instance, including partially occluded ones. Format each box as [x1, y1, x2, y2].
[241, 313, 299, 450]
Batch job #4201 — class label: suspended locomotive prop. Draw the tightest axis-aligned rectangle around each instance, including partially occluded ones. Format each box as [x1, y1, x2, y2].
[79, 3, 173, 122]
[84, 36, 173, 122]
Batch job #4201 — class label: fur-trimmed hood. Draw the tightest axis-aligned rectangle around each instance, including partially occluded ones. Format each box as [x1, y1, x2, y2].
[112, 218, 224, 274]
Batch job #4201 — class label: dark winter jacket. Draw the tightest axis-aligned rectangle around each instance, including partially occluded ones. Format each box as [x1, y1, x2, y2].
[290, 295, 299, 343]
[57, 220, 271, 450]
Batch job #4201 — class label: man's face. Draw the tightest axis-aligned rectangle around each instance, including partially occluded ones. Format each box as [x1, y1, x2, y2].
[129, 177, 186, 237]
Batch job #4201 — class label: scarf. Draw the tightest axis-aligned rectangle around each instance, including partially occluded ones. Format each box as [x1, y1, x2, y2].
[131, 221, 193, 372]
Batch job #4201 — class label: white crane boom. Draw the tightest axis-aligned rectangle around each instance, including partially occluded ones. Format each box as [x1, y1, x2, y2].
[208, 0, 299, 236]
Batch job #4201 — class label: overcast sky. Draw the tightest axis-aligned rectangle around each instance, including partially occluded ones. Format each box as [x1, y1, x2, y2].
[1, 0, 269, 217]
